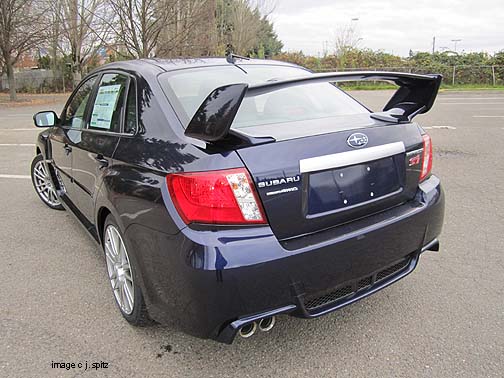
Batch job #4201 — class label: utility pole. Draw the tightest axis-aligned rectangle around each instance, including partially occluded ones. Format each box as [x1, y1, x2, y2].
[451, 39, 462, 52]
[322, 41, 329, 57]
[432, 36, 436, 54]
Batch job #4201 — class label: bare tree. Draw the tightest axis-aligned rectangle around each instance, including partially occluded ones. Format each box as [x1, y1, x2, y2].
[55, 0, 111, 85]
[157, 0, 215, 58]
[0, 55, 5, 91]
[102, 0, 214, 59]
[0, 0, 46, 100]
[227, 0, 260, 55]
[47, 0, 63, 71]
[249, 0, 276, 17]
[333, 22, 362, 57]
[107, 0, 172, 58]
[332, 21, 362, 68]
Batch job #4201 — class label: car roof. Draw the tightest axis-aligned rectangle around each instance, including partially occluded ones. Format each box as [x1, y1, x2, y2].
[93, 57, 305, 76]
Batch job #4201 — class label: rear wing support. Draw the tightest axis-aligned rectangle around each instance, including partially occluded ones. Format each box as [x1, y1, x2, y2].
[184, 71, 442, 143]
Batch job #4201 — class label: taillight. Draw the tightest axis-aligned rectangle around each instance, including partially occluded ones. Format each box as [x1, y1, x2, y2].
[166, 168, 267, 225]
[419, 134, 433, 181]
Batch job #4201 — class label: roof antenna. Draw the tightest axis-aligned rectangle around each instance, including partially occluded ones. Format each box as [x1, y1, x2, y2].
[225, 48, 250, 73]
[226, 51, 250, 64]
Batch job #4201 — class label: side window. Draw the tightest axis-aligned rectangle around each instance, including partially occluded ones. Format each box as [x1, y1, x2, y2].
[124, 81, 137, 134]
[89, 73, 128, 133]
[62, 76, 97, 128]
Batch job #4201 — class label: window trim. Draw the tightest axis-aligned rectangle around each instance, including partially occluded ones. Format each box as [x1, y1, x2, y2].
[123, 74, 139, 136]
[60, 74, 100, 130]
[83, 70, 138, 136]
[86, 72, 130, 134]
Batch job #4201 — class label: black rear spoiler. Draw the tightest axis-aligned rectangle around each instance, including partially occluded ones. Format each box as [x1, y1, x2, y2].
[185, 71, 442, 143]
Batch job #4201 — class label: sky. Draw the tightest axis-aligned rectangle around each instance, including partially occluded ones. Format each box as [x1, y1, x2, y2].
[270, 0, 504, 57]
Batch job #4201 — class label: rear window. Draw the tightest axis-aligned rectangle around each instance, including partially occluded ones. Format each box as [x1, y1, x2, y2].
[158, 65, 368, 131]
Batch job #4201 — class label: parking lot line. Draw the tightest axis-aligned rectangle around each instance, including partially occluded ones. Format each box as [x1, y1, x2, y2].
[0, 174, 30, 179]
[472, 115, 504, 118]
[0, 144, 36, 146]
[439, 97, 504, 100]
[0, 128, 38, 131]
[438, 102, 504, 105]
[424, 126, 457, 130]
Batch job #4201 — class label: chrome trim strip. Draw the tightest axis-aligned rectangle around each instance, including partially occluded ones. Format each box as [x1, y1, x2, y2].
[406, 148, 424, 157]
[299, 142, 405, 173]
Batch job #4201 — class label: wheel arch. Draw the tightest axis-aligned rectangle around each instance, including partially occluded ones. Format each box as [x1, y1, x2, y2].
[36, 129, 52, 159]
[96, 206, 112, 244]
[94, 173, 125, 245]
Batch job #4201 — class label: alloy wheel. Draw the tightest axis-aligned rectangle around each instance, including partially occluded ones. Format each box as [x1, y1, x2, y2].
[104, 225, 135, 315]
[33, 160, 61, 207]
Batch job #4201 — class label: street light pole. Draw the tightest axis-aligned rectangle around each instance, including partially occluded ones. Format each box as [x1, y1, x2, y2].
[451, 39, 462, 52]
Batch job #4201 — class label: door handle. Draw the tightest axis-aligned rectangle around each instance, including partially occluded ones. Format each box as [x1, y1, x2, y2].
[94, 154, 109, 168]
[64, 144, 72, 155]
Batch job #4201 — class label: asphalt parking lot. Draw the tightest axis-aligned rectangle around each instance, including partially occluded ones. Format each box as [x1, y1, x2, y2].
[1, 90, 503, 377]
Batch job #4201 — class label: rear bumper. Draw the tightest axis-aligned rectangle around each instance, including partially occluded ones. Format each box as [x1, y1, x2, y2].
[217, 242, 438, 343]
[125, 175, 444, 343]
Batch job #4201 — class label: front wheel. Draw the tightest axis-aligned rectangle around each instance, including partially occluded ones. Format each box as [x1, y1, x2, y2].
[31, 154, 64, 210]
[103, 215, 152, 326]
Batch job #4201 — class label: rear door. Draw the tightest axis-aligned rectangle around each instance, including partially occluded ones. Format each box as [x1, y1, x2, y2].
[238, 119, 424, 241]
[71, 72, 131, 223]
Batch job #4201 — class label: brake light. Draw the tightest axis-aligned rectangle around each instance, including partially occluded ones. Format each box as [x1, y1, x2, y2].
[419, 134, 433, 181]
[166, 168, 267, 225]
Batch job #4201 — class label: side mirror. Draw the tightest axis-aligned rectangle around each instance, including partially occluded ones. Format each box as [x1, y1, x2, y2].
[33, 111, 59, 127]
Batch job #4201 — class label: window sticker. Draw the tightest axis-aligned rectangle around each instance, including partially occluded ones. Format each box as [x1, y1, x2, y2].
[90, 84, 122, 129]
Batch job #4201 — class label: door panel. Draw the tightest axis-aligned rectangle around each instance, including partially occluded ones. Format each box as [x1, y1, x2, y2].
[50, 75, 98, 206]
[50, 127, 74, 199]
[71, 73, 129, 223]
[72, 132, 119, 222]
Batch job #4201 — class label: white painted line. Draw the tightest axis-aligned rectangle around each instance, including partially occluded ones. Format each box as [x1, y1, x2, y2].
[432, 126, 457, 130]
[473, 115, 504, 118]
[440, 97, 504, 100]
[438, 102, 504, 105]
[0, 174, 30, 179]
[423, 126, 457, 130]
[0, 144, 35, 146]
[0, 128, 38, 131]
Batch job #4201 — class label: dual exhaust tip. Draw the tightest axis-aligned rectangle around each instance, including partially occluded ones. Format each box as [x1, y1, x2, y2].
[238, 316, 276, 338]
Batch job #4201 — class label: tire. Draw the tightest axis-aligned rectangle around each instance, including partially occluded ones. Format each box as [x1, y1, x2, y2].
[103, 214, 152, 326]
[31, 154, 64, 210]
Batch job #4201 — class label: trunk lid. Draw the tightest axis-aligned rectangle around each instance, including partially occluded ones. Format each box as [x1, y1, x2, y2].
[237, 118, 424, 241]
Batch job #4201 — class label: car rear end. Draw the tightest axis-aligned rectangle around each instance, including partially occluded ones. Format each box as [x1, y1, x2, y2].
[152, 63, 444, 343]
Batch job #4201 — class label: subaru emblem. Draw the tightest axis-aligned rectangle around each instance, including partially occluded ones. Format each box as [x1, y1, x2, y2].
[347, 133, 369, 148]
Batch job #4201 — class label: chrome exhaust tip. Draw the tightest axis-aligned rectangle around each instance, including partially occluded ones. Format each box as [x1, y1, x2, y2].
[238, 322, 257, 338]
[258, 316, 276, 332]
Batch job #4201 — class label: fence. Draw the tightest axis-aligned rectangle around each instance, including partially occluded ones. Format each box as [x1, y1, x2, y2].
[316, 65, 504, 86]
[0, 69, 71, 94]
[2, 65, 504, 94]
[317, 65, 504, 86]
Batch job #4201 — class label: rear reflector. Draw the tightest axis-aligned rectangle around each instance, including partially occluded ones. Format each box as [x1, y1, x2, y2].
[419, 134, 433, 181]
[166, 168, 266, 225]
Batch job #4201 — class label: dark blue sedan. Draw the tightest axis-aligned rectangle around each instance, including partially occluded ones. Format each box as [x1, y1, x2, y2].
[30, 57, 444, 343]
